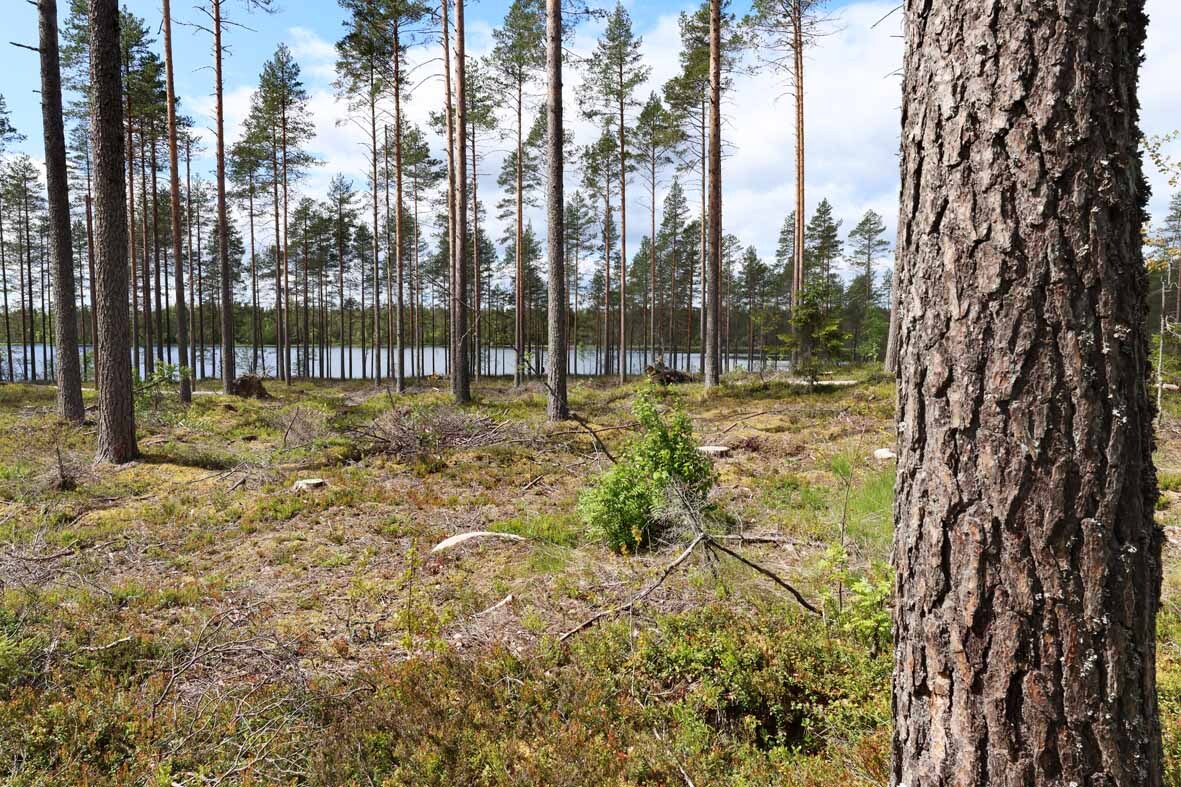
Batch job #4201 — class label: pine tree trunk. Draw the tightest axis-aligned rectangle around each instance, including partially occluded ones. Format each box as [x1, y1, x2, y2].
[545, 0, 568, 421]
[139, 133, 153, 376]
[450, 0, 470, 403]
[617, 74, 627, 383]
[394, 19, 406, 393]
[38, 0, 84, 421]
[89, 0, 137, 462]
[790, 0, 805, 359]
[369, 82, 380, 384]
[891, 1, 1161, 782]
[213, 0, 235, 390]
[703, 0, 721, 389]
[514, 85, 525, 387]
[248, 177, 258, 373]
[1, 192, 12, 381]
[162, 0, 190, 401]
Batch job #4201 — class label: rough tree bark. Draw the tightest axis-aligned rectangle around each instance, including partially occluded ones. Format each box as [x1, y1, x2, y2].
[38, 0, 85, 422]
[891, 1, 1162, 784]
[545, 0, 567, 421]
[89, 0, 138, 462]
[703, 0, 721, 388]
[162, 0, 191, 403]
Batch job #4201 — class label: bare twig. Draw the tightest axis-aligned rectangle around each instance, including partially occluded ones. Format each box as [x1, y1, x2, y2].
[559, 534, 706, 642]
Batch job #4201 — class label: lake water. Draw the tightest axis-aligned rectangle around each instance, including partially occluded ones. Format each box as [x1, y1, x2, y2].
[0, 343, 789, 383]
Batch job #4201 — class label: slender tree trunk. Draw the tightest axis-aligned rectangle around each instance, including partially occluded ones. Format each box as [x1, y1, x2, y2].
[270, 141, 283, 380]
[162, 0, 190, 401]
[123, 56, 140, 380]
[617, 76, 627, 383]
[471, 125, 480, 380]
[89, 0, 137, 462]
[545, 0, 567, 420]
[196, 189, 206, 378]
[24, 178, 36, 380]
[451, 0, 470, 403]
[703, 0, 721, 389]
[649, 157, 656, 368]
[369, 83, 381, 384]
[185, 139, 196, 375]
[151, 130, 164, 364]
[891, 1, 1161, 783]
[248, 176, 258, 372]
[699, 101, 706, 372]
[791, 0, 805, 335]
[514, 83, 525, 387]
[212, 0, 235, 390]
[393, 21, 406, 393]
[38, 0, 83, 421]
[1, 193, 12, 382]
[337, 200, 346, 380]
[139, 132, 153, 376]
[282, 112, 294, 382]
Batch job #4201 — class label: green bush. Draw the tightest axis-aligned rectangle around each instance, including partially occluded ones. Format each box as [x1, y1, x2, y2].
[578, 390, 716, 553]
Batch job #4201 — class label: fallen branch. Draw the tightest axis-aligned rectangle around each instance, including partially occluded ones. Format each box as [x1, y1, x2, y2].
[559, 533, 705, 642]
[703, 538, 820, 615]
[561, 485, 820, 641]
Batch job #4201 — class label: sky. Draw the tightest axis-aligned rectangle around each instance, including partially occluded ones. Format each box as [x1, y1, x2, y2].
[1, 0, 1179, 276]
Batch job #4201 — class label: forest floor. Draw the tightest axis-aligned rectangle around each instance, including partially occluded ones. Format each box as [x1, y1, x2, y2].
[2, 370, 1181, 785]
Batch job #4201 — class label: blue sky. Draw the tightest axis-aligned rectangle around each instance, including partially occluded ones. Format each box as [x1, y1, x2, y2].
[1, 0, 1179, 271]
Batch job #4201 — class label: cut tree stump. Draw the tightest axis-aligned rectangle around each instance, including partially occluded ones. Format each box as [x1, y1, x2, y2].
[697, 445, 731, 458]
[229, 375, 272, 399]
[291, 478, 327, 492]
[645, 361, 693, 385]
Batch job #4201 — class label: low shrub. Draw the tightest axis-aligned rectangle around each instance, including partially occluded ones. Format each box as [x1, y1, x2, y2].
[308, 604, 891, 787]
[578, 390, 715, 552]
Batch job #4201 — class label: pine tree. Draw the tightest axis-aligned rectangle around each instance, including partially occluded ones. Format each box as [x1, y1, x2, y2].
[160, 0, 191, 401]
[0, 96, 23, 382]
[544, 0, 568, 418]
[36, 0, 85, 420]
[893, 1, 1160, 779]
[336, 0, 392, 383]
[803, 198, 842, 315]
[633, 94, 674, 369]
[581, 130, 620, 376]
[450, 0, 471, 402]
[490, 0, 545, 385]
[744, 0, 829, 315]
[704, 0, 723, 387]
[580, 2, 648, 382]
[196, 0, 274, 390]
[656, 178, 689, 367]
[255, 44, 314, 381]
[564, 190, 595, 374]
[89, 0, 137, 463]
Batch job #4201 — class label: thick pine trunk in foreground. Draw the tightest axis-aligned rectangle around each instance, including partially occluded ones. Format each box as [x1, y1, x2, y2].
[39, 0, 84, 422]
[891, 1, 1161, 783]
[545, 0, 567, 421]
[89, 0, 138, 463]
